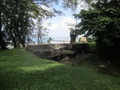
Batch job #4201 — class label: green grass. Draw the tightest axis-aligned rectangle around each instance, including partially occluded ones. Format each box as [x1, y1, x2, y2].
[88, 42, 96, 53]
[0, 48, 120, 90]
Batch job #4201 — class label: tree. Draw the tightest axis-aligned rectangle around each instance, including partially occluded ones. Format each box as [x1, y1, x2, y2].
[0, 0, 93, 49]
[63, 0, 79, 44]
[0, 0, 8, 49]
[32, 18, 48, 44]
[0, 0, 33, 48]
[76, 0, 120, 68]
[62, 0, 92, 44]
[37, 26, 47, 44]
[0, 0, 61, 49]
[48, 37, 52, 44]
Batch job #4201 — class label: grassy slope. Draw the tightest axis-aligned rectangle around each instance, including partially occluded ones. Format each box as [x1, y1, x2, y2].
[0, 48, 120, 90]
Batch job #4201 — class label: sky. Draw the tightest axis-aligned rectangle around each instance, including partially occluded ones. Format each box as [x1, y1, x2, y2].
[42, 0, 88, 42]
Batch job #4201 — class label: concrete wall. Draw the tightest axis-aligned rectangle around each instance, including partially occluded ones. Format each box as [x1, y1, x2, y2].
[26, 44, 89, 60]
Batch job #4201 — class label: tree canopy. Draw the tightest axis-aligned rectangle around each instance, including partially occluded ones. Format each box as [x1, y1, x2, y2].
[0, 0, 62, 49]
[76, 0, 120, 68]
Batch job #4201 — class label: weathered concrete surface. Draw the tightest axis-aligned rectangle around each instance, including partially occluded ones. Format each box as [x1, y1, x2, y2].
[26, 44, 72, 59]
[26, 44, 89, 61]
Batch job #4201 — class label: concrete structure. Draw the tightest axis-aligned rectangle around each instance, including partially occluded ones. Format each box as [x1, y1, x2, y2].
[79, 37, 87, 43]
[26, 44, 89, 61]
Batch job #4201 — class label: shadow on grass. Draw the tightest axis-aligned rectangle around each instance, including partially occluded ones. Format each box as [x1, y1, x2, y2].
[0, 49, 120, 90]
[1, 63, 120, 90]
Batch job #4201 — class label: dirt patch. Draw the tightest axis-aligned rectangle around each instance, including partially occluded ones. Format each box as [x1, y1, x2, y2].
[59, 54, 92, 66]
[59, 54, 120, 77]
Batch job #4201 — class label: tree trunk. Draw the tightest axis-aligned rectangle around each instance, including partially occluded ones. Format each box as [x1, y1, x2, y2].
[38, 35, 40, 45]
[20, 41, 25, 47]
[10, 22, 17, 48]
[17, 34, 26, 47]
[0, 7, 7, 49]
[20, 39, 26, 47]
[70, 35, 76, 44]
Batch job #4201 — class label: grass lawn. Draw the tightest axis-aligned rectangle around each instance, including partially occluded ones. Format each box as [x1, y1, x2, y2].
[0, 48, 120, 90]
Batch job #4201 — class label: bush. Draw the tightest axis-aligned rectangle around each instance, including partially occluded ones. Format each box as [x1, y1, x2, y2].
[88, 42, 96, 54]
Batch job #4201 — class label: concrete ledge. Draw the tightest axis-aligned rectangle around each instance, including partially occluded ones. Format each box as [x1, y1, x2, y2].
[26, 44, 89, 61]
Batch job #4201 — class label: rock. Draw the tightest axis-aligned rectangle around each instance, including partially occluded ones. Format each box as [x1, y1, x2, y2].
[100, 64, 106, 68]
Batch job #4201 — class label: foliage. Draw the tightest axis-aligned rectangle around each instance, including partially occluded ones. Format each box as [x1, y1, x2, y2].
[0, 0, 34, 48]
[87, 37, 96, 42]
[70, 28, 78, 44]
[62, 0, 93, 10]
[62, 0, 78, 10]
[88, 42, 96, 53]
[76, 0, 120, 68]
[47, 37, 53, 44]
[0, 0, 62, 49]
[62, 0, 92, 44]
[32, 18, 48, 44]
[0, 48, 120, 90]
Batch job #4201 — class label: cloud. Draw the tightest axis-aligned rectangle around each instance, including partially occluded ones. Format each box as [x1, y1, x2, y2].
[44, 16, 75, 39]
[77, 0, 89, 10]
[61, 16, 75, 27]
[48, 16, 75, 30]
